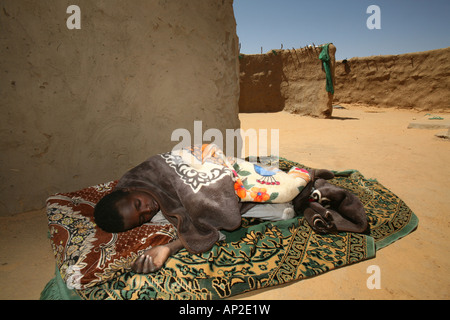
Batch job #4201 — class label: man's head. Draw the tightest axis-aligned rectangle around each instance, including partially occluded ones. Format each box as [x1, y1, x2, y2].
[94, 188, 160, 233]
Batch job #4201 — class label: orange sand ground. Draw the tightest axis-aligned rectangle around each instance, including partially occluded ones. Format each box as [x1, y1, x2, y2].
[1, 104, 449, 299]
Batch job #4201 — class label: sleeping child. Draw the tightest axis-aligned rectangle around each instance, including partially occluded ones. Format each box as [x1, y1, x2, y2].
[94, 144, 367, 274]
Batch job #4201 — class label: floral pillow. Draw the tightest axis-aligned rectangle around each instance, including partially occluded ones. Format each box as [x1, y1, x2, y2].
[46, 181, 177, 290]
[233, 161, 311, 203]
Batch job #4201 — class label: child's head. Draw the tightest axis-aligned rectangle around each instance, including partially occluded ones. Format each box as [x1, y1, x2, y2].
[94, 188, 160, 233]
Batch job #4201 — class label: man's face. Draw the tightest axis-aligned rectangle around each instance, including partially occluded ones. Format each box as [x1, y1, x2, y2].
[115, 190, 160, 231]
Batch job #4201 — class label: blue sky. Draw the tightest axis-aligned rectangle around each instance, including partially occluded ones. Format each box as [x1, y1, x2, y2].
[233, 0, 450, 60]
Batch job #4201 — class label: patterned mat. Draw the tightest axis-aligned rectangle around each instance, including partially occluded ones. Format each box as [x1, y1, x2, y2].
[41, 158, 418, 300]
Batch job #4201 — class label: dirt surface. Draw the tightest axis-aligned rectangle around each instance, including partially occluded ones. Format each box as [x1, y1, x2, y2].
[1, 104, 449, 299]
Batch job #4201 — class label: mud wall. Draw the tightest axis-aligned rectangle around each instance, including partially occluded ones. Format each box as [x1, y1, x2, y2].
[0, 0, 240, 215]
[239, 44, 336, 118]
[334, 47, 450, 111]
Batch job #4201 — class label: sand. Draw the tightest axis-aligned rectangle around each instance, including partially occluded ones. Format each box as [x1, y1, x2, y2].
[1, 104, 449, 300]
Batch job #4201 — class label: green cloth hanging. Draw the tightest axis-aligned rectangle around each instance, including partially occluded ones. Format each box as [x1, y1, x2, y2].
[319, 43, 334, 94]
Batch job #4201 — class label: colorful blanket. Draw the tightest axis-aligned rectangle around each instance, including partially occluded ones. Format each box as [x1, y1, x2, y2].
[41, 158, 418, 300]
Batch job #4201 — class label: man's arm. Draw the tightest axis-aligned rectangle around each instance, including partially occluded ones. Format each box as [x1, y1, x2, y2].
[132, 238, 184, 274]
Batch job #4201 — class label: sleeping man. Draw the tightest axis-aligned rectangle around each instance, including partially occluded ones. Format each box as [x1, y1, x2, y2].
[94, 187, 296, 274]
[94, 144, 368, 274]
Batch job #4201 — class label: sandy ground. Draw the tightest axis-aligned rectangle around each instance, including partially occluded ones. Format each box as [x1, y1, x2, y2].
[1, 104, 449, 300]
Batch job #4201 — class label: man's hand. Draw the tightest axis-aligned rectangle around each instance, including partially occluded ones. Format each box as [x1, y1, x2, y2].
[132, 245, 171, 273]
[131, 239, 184, 274]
